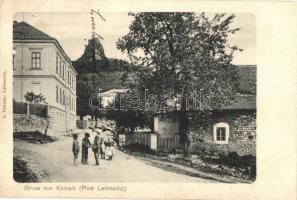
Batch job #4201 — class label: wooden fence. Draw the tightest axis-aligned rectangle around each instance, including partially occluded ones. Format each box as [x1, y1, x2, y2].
[157, 134, 181, 152]
[123, 133, 181, 152]
[124, 133, 151, 147]
[13, 101, 48, 117]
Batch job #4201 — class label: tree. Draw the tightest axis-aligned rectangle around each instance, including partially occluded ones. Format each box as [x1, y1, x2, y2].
[105, 92, 153, 134]
[76, 78, 96, 120]
[117, 12, 241, 156]
[23, 92, 50, 136]
[24, 92, 47, 104]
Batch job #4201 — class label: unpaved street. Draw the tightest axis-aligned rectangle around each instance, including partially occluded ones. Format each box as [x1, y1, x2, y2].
[14, 130, 213, 182]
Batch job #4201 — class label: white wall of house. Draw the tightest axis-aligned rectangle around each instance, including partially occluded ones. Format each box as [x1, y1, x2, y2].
[13, 41, 77, 133]
[154, 116, 179, 135]
[100, 89, 128, 107]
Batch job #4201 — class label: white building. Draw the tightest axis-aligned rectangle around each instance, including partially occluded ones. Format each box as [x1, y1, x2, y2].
[100, 89, 128, 107]
[13, 21, 77, 132]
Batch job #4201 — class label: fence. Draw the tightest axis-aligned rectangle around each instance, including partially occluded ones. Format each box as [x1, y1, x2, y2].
[29, 104, 48, 117]
[124, 133, 151, 147]
[13, 102, 27, 114]
[13, 101, 48, 118]
[157, 134, 181, 152]
[121, 133, 182, 152]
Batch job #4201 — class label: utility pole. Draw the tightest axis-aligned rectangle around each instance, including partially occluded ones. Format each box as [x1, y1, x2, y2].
[89, 9, 106, 120]
[90, 9, 106, 71]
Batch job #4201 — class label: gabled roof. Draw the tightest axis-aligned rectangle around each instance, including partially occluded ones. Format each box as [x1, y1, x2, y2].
[13, 21, 78, 75]
[13, 21, 55, 41]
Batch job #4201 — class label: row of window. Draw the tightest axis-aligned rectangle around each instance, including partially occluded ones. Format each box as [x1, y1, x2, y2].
[12, 51, 76, 91]
[69, 94, 75, 111]
[55, 110, 76, 121]
[56, 85, 76, 112]
[56, 54, 75, 90]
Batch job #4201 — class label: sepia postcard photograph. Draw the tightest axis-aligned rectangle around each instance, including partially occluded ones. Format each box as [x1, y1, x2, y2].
[12, 11, 256, 183]
[0, 0, 296, 199]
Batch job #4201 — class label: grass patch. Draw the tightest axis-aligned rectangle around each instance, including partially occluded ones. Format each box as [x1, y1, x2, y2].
[14, 131, 56, 144]
[13, 158, 39, 182]
[120, 144, 256, 182]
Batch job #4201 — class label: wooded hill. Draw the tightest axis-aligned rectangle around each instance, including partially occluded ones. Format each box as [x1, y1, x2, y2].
[72, 38, 256, 94]
[72, 38, 134, 92]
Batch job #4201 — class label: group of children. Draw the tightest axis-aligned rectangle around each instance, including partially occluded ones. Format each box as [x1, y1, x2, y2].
[72, 132, 114, 166]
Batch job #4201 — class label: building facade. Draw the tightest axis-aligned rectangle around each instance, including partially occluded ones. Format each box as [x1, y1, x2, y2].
[13, 21, 77, 133]
[151, 65, 257, 155]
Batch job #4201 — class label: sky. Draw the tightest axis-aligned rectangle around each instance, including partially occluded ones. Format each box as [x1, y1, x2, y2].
[14, 12, 256, 65]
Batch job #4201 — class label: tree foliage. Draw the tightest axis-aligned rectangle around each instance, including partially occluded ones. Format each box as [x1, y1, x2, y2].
[105, 92, 153, 133]
[118, 12, 241, 104]
[24, 92, 47, 104]
[76, 79, 94, 119]
[117, 12, 242, 156]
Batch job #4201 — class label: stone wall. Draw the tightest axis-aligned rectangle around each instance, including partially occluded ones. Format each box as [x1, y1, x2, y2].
[13, 114, 49, 133]
[190, 111, 256, 156]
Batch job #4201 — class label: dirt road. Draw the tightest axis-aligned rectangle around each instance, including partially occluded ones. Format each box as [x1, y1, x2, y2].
[14, 130, 214, 183]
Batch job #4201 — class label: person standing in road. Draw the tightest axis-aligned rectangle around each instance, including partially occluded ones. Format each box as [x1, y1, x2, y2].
[72, 133, 80, 166]
[81, 133, 91, 164]
[100, 138, 105, 159]
[105, 138, 113, 160]
[92, 135, 101, 165]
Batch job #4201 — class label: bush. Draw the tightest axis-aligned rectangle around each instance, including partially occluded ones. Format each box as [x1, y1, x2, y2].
[13, 158, 38, 182]
[191, 140, 256, 157]
[191, 142, 221, 158]
[218, 152, 256, 180]
[14, 131, 56, 144]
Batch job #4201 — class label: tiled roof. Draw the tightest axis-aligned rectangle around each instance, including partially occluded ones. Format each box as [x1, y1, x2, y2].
[220, 94, 256, 110]
[13, 21, 55, 41]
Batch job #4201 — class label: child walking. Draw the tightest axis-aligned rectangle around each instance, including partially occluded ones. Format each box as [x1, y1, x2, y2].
[72, 134, 80, 166]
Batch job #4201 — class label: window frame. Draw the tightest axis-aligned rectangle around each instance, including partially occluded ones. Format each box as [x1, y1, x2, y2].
[62, 62, 65, 80]
[59, 59, 62, 76]
[56, 54, 59, 74]
[216, 127, 226, 141]
[59, 88, 62, 104]
[213, 122, 230, 144]
[56, 86, 59, 103]
[13, 54, 16, 70]
[31, 51, 41, 69]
